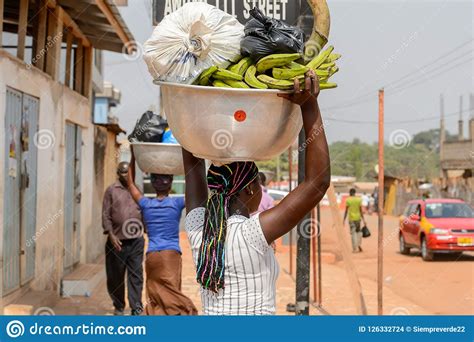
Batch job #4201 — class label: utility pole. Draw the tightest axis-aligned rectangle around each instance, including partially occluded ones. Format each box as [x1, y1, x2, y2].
[288, 147, 294, 276]
[377, 89, 385, 316]
[458, 96, 464, 140]
[317, 203, 322, 304]
[295, 129, 311, 316]
[294, 1, 314, 316]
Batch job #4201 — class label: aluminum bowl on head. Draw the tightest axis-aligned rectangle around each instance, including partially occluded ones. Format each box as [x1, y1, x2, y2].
[131, 142, 184, 175]
[158, 82, 302, 163]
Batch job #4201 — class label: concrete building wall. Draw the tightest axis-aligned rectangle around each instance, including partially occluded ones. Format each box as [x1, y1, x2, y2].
[0, 52, 103, 298]
[87, 126, 119, 264]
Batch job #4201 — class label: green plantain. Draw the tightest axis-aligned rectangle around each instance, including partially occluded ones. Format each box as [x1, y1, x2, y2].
[228, 57, 253, 76]
[256, 53, 302, 73]
[224, 80, 250, 88]
[272, 66, 309, 80]
[244, 65, 268, 89]
[213, 68, 243, 81]
[198, 66, 218, 86]
[257, 75, 294, 90]
[307, 46, 334, 70]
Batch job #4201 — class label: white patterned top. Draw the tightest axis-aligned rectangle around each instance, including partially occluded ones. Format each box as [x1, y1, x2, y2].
[185, 208, 280, 315]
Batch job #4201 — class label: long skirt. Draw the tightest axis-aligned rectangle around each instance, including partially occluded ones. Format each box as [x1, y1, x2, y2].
[145, 250, 198, 315]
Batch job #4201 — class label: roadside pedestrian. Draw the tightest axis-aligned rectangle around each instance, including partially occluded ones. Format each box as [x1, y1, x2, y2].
[361, 192, 370, 213]
[182, 71, 331, 315]
[343, 188, 367, 253]
[257, 172, 276, 252]
[127, 154, 197, 315]
[258, 172, 274, 212]
[102, 162, 144, 316]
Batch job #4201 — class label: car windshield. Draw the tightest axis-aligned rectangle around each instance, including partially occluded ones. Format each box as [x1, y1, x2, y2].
[268, 192, 286, 201]
[425, 203, 474, 218]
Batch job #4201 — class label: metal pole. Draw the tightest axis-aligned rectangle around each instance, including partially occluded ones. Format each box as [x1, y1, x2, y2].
[317, 203, 322, 305]
[378, 89, 385, 316]
[311, 208, 317, 303]
[288, 147, 294, 276]
[296, 129, 310, 315]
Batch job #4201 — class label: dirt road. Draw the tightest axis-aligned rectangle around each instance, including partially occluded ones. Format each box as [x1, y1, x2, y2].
[317, 208, 474, 315]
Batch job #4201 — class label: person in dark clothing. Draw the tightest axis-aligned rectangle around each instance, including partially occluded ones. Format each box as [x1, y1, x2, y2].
[102, 161, 144, 315]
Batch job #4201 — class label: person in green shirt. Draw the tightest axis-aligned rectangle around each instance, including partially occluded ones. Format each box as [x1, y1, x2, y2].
[343, 188, 367, 253]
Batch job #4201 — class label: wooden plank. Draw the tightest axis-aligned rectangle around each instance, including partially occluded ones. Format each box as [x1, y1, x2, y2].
[95, 0, 131, 52]
[74, 39, 83, 93]
[64, 30, 73, 87]
[326, 183, 368, 315]
[59, 6, 91, 48]
[17, 0, 29, 60]
[33, 0, 48, 70]
[0, 0, 4, 47]
[45, 6, 63, 80]
[82, 45, 92, 98]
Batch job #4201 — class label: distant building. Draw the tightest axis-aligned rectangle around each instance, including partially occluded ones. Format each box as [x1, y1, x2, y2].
[0, 0, 133, 312]
[439, 95, 474, 205]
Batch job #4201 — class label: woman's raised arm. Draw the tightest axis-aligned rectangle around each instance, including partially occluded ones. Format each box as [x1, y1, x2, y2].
[182, 148, 208, 212]
[127, 151, 144, 203]
[259, 70, 331, 243]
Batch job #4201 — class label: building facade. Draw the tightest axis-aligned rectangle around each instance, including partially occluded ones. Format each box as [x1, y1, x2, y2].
[0, 0, 133, 311]
[439, 95, 474, 205]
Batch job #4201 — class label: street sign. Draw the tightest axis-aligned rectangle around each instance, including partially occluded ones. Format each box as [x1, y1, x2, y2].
[153, 0, 302, 26]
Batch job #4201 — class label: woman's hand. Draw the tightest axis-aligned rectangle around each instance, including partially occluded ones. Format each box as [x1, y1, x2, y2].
[278, 70, 320, 107]
[127, 148, 143, 203]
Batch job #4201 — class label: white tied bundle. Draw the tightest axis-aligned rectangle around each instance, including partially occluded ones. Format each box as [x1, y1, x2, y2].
[144, 3, 244, 84]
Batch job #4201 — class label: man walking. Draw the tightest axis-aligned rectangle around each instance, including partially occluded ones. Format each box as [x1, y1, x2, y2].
[102, 162, 144, 315]
[343, 188, 367, 253]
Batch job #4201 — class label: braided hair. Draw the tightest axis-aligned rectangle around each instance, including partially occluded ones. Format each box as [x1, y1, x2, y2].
[197, 162, 259, 292]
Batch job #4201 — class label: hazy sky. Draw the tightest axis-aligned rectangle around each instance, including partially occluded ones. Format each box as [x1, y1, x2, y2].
[104, 0, 473, 144]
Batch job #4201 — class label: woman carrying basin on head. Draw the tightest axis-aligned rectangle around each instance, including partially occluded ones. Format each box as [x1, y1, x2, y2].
[182, 70, 331, 315]
[127, 161, 198, 316]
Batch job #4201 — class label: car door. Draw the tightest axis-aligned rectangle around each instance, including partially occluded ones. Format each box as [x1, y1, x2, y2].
[407, 203, 422, 245]
[413, 202, 426, 244]
[403, 203, 421, 245]
[400, 204, 413, 241]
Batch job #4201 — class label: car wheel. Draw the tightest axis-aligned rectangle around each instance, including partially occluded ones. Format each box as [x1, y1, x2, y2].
[421, 236, 434, 261]
[399, 234, 411, 255]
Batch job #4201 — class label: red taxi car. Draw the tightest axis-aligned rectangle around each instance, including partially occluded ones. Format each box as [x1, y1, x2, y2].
[399, 199, 474, 261]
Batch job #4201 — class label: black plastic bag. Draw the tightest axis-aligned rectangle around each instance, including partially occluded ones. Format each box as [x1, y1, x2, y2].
[362, 225, 371, 238]
[128, 111, 168, 143]
[241, 7, 305, 61]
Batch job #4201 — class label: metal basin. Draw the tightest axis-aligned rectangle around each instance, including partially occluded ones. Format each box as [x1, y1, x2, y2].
[158, 82, 302, 163]
[131, 143, 184, 175]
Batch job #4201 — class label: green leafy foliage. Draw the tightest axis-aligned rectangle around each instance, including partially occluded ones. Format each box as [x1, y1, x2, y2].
[257, 129, 443, 182]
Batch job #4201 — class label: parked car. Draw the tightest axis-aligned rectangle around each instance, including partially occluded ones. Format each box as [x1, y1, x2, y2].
[267, 189, 288, 205]
[399, 199, 474, 261]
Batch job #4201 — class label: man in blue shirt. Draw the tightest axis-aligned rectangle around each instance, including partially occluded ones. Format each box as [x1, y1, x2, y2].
[127, 153, 197, 315]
